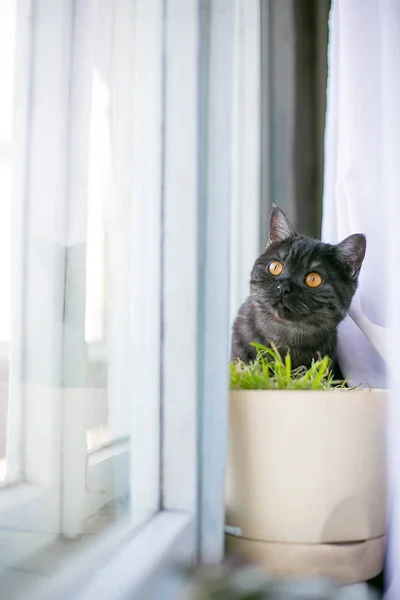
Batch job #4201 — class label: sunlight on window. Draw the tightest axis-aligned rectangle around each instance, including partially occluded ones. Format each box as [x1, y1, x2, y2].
[85, 69, 113, 345]
[85, 68, 113, 451]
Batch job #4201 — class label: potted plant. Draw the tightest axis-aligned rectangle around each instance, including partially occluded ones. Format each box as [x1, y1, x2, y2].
[225, 345, 386, 585]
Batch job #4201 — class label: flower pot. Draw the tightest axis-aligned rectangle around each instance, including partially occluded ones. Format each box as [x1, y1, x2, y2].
[226, 389, 387, 584]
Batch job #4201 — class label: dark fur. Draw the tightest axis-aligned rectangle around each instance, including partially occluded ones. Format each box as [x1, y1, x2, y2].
[231, 206, 366, 373]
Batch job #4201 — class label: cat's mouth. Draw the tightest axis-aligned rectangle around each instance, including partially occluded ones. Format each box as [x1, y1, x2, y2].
[273, 302, 292, 321]
[274, 310, 285, 321]
[273, 300, 306, 322]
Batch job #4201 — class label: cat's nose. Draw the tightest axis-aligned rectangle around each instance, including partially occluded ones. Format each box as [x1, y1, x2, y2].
[277, 280, 291, 296]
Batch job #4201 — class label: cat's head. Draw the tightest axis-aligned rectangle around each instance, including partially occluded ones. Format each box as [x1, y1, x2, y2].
[250, 206, 366, 328]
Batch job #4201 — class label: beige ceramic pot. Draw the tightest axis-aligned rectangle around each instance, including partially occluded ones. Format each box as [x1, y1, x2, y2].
[226, 389, 387, 584]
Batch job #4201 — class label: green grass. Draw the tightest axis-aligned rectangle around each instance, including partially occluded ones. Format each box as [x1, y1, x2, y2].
[230, 343, 349, 391]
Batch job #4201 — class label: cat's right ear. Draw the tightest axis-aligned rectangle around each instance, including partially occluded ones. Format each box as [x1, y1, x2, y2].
[336, 233, 366, 278]
[266, 205, 297, 247]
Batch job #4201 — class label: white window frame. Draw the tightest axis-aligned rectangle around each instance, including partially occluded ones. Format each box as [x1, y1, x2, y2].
[0, 0, 258, 596]
[56, 3, 252, 597]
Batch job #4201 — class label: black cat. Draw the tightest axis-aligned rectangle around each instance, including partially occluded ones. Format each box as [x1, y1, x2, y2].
[231, 206, 366, 374]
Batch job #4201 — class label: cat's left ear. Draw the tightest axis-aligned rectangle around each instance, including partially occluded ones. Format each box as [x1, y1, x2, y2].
[267, 205, 297, 246]
[336, 233, 366, 278]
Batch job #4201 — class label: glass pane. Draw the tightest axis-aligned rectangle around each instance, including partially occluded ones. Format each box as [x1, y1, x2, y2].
[61, 0, 133, 534]
[0, 0, 161, 596]
[83, 15, 131, 454]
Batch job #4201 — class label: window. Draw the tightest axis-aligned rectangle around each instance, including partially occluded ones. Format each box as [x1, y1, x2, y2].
[0, 1, 238, 598]
[1, 1, 391, 599]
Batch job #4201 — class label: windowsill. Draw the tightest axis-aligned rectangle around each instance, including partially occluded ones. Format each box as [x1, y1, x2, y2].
[36, 511, 195, 600]
[0, 497, 131, 598]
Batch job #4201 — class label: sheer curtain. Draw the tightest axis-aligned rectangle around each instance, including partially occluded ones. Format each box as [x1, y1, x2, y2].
[322, 1, 400, 596]
[322, 0, 387, 389]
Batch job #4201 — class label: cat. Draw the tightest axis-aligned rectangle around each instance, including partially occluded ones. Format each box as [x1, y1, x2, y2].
[231, 206, 366, 375]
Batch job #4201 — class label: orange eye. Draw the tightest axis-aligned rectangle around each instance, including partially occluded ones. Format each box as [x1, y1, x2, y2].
[305, 272, 322, 288]
[268, 261, 283, 276]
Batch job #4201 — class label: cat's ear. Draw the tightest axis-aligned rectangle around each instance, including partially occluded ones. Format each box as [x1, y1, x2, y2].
[336, 233, 366, 278]
[267, 205, 297, 245]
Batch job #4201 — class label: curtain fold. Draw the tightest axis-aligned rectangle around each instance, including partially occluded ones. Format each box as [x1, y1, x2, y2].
[323, 2, 400, 596]
[322, 0, 387, 389]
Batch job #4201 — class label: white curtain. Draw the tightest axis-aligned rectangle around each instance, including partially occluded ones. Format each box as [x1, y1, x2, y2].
[322, 1, 400, 596]
[322, 0, 388, 389]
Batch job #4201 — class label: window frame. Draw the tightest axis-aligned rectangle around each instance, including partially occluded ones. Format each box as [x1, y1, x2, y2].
[0, 0, 257, 597]
[42, 0, 238, 590]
